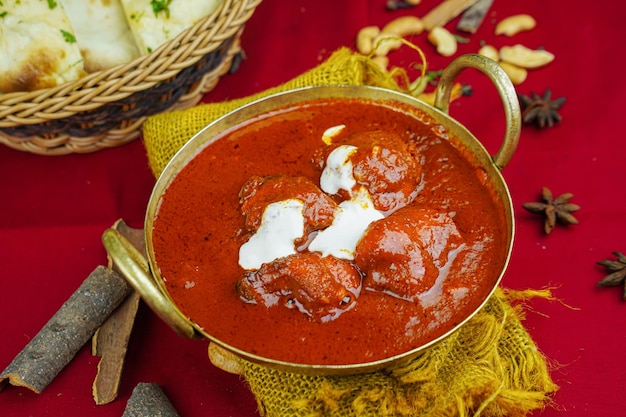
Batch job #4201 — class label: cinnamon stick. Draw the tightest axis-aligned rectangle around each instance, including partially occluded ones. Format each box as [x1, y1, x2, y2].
[422, 0, 479, 31]
[92, 292, 141, 405]
[122, 383, 180, 417]
[457, 0, 494, 33]
[0, 266, 131, 394]
[92, 220, 144, 405]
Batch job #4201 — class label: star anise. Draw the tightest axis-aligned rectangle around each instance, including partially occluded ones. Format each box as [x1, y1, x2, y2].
[596, 251, 626, 300]
[518, 88, 565, 129]
[522, 187, 580, 234]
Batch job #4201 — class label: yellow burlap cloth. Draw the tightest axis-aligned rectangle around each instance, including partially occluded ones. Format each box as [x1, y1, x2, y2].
[142, 48, 558, 416]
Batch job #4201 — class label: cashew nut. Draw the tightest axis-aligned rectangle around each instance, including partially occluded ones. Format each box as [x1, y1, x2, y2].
[382, 16, 424, 37]
[499, 62, 527, 85]
[478, 44, 499, 62]
[499, 44, 554, 69]
[372, 33, 403, 56]
[356, 25, 381, 55]
[406, 0, 422, 4]
[495, 14, 537, 37]
[208, 342, 244, 375]
[427, 26, 457, 57]
[418, 82, 464, 106]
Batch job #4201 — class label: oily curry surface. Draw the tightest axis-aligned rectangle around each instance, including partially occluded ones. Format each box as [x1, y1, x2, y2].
[152, 97, 508, 366]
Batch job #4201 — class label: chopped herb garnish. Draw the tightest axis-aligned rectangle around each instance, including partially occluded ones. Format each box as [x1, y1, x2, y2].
[151, 0, 172, 18]
[47, 0, 57, 9]
[61, 29, 76, 43]
[0, 11, 7, 18]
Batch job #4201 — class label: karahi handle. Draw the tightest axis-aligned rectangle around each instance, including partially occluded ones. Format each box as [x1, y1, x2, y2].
[434, 54, 521, 170]
[102, 228, 201, 340]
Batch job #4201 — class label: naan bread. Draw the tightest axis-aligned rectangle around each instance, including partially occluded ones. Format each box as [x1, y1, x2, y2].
[120, 0, 223, 54]
[61, 0, 140, 73]
[0, 0, 86, 93]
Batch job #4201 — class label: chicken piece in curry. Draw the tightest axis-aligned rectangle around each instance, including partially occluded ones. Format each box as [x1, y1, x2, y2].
[236, 252, 361, 322]
[313, 130, 423, 213]
[239, 175, 338, 245]
[355, 206, 465, 301]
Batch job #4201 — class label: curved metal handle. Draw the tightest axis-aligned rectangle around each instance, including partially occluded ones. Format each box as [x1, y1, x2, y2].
[434, 54, 521, 170]
[102, 228, 201, 339]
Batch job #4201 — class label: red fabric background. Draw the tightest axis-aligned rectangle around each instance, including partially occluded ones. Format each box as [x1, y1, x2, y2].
[1, 1, 624, 416]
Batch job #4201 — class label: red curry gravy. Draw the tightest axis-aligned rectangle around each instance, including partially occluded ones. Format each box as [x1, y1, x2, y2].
[151, 97, 508, 366]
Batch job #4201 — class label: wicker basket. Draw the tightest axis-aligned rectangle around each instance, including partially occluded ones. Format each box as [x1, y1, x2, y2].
[0, 0, 262, 155]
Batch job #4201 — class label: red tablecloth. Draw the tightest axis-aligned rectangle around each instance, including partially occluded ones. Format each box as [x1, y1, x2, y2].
[1, 1, 624, 416]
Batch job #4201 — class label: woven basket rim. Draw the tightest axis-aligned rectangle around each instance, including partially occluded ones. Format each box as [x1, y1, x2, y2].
[0, 36, 242, 155]
[0, 0, 261, 127]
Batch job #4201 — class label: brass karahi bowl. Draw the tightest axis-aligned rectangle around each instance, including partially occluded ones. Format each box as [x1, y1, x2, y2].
[104, 54, 521, 375]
